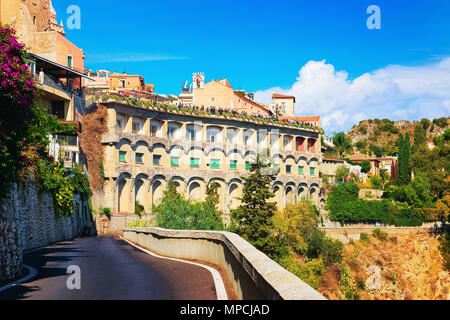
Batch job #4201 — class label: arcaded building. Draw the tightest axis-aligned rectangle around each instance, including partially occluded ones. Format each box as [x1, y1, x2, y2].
[89, 97, 324, 216]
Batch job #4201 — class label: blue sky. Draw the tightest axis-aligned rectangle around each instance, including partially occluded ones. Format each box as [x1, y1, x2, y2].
[54, 0, 450, 132]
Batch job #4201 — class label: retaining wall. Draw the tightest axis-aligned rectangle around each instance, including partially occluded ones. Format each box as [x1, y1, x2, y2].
[0, 183, 94, 284]
[123, 227, 326, 301]
[321, 224, 436, 244]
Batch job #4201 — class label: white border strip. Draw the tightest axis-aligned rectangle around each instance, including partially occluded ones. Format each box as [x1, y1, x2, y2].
[119, 235, 228, 300]
[0, 265, 38, 292]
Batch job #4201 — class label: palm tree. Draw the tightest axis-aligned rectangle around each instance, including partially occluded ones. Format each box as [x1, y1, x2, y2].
[332, 132, 352, 158]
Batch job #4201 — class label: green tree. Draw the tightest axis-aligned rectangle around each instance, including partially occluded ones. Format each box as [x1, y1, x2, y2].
[368, 175, 382, 189]
[413, 123, 427, 153]
[410, 172, 432, 208]
[369, 144, 383, 157]
[332, 132, 352, 158]
[335, 165, 350, 182]
[397, 133, 411, 185]
[420, 118, 431, 131]
[360, 160, 371, 174]
[410, 144, 449, 198]
[202, 181, 224, 227]
[231, 154, 286, 260]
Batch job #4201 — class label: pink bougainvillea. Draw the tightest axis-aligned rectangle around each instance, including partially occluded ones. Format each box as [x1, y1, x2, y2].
[0, 25, 39, 198]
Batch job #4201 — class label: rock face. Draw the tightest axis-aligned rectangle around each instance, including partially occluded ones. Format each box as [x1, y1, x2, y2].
[0, 183, 94, 284]
[365, 265, 381, 291]
[347, 118, 449, 151]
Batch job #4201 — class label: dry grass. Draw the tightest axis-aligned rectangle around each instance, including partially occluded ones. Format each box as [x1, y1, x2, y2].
[318, 232, 449, 300]
[78, 104, 108, 191]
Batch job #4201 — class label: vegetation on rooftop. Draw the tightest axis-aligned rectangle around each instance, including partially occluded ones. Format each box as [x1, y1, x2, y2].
[98, 93, 324, 134]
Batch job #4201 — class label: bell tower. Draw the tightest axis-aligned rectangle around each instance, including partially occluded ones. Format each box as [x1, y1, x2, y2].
[192, 72, 204, 89]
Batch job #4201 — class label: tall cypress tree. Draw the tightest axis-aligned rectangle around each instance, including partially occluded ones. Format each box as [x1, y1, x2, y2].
[413, 123, 427, 153]
[398, 133, 412, 185]
[231, 153, 286, 260]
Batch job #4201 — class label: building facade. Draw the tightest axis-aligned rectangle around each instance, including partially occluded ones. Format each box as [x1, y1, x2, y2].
[90, 99, 323, 217]
[1, 0, 85, 74]
[179, 73, 270, 116]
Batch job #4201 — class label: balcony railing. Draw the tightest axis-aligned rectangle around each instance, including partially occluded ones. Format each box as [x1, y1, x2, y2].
[34, 72, 84, 98]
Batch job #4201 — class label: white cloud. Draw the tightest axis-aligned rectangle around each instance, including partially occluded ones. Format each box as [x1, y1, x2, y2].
[254, 58, 450, 133]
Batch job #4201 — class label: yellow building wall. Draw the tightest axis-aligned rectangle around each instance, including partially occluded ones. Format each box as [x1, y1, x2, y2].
[193, 81, 269, 115]
[110, 75, 145, 91]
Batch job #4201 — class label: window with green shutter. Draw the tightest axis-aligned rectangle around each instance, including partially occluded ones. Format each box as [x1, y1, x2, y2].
[153, 155, 161, 166]
[171, 157, 179, 167]
[230, 160, 237, 169]
[119, 151, 126, 162]
[190, 158, 199, 167]
[310, 167, 315, 175]
[298, 166, 304, 174]
[211, 159, 220, 169]
[245, 161, 250, 170]
[135, 153, 143, 164]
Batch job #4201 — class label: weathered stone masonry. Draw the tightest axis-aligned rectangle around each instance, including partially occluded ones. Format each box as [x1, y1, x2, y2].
[0, 182, 93, 284]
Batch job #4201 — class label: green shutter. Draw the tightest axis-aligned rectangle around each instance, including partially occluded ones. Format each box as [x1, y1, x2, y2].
[190, 158, 199, 167]
[245, 161, 250, 170]
[298, 166, 304, 174]
[119, 151, 126, 162]
[211, 159, 220, 169]
[310, 167, 315, 175]
[230, 160, 237, 169]
[135, 153, 143, 163]
[171, 157, 179, 166]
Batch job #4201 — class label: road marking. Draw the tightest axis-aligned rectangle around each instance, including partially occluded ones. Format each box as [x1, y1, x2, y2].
[119, 235, 228, 300]
[0, 265, 38, 292]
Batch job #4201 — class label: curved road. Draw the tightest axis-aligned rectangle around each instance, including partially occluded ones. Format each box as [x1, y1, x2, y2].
[0, 235, 217, 300]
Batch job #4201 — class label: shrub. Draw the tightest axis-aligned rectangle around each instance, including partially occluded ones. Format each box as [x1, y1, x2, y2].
[339, 265, 356, 300]
[278, 255, 327, 290]
[135, 201, 145, 217]
[372, 228, 388, 241]
[360, 233, 370, 242]
[432, 117, 448, 128]
[154, 179, 224, 231]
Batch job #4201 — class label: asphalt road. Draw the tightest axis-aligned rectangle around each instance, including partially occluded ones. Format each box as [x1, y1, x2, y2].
[0, 235, 217, 300]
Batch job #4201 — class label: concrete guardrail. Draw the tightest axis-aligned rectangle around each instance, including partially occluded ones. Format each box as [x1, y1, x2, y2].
[123, 227, 326, 300]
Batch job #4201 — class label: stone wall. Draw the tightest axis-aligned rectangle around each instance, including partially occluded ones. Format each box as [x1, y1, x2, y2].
[0, 183, 94, 284]
[320, 224, 436, 244]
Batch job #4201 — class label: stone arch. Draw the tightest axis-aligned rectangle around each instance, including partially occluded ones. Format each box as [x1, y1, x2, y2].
[149, 143, 167, 152]
[170, 175, 185, 194]
[151, 180, 164, 209]
[134, 173, 149, 213]
[117, 173, 132, 213]
[310, 186, 319, 205]
[227, 182, 242, 212]
[285, 185, 295, 207]
[117, 138, 132, 149]
[133, 140, 149, 151]
[208, 178, 226, 212]
[188, 181, 203, 202]
[298, 183, 308, 200]
[273, 184, 283, 212]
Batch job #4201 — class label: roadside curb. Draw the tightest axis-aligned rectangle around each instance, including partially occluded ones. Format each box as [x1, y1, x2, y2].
[118, 235, 228, 300]
[0, 265, 38, 292]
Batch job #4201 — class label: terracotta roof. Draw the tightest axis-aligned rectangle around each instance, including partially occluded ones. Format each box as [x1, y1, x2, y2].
[279, 116, 320, 122]
[272, 93, 295, 99]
